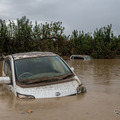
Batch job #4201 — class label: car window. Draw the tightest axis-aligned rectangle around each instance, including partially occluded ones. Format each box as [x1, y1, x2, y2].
[50, 56, 69, 72]
[74, 56, 84, 59]
[15, 56, 72, 81]
[4, 58, 12, 84]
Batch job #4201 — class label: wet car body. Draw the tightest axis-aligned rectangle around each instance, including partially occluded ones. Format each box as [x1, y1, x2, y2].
[0, 52, 86, 99]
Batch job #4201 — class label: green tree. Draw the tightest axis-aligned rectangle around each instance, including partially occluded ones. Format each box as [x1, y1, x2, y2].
[70, 30, 92, 55]
[92, 24, 117, 58]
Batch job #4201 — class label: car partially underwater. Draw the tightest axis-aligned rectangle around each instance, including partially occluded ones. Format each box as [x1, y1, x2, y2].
[0, 52, 86, 99]
[70, 55, 92, 60]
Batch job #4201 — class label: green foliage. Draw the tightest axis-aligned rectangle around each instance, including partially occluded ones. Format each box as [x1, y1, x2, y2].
[0, 19, 8, 54]
[70, 30, 93, 55]
[92, 25, 117, 58]
[70, 25, 120, 58]
[0, 16, 120, 58]
[0, 16, 68, 56]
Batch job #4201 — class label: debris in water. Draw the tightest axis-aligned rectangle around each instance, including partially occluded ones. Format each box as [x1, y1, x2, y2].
[27, 109, 32, 113]
[114, 109, 120, 116]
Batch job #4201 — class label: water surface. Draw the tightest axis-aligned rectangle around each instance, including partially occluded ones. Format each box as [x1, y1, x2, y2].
[0, 59, 120, 120]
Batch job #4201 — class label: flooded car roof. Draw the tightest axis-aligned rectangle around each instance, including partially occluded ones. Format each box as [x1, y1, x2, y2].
[70, 55, 90, 57]
[70, 55, 92, 60]
[11, 52, 57, 60]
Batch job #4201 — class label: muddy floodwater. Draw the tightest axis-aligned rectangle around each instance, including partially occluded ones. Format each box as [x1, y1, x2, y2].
[0, 59, 120, 120]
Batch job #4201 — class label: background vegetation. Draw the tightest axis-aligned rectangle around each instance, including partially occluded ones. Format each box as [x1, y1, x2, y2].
[0, 16, 120, 58]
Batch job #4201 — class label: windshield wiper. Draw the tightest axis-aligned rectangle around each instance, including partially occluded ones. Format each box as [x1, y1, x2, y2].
[19, 73, 74, 84]
[61, 73, 74, 79]
[20, 76, 62, 84]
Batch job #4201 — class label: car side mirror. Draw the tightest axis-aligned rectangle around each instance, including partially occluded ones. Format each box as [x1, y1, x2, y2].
[0, 77, 11, 84]
[71, 67, 74, 72]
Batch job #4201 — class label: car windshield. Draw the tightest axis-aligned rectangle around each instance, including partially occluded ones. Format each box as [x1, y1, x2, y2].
[14, 56, 73, 85]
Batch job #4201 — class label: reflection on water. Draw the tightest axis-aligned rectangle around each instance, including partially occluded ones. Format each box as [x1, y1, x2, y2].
[68, 59, 120, 94]
[0, 59, 120, 120]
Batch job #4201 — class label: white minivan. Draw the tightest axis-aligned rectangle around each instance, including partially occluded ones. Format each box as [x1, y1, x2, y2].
[0, 52, 86, 99]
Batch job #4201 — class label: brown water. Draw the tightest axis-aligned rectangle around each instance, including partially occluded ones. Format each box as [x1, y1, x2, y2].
[0, 59, 120, 120]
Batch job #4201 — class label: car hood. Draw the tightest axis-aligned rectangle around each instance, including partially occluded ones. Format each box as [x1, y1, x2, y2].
[15, 76, 81, 98]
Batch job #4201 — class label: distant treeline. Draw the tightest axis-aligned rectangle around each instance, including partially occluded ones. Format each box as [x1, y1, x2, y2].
[0, 16, 120, 58]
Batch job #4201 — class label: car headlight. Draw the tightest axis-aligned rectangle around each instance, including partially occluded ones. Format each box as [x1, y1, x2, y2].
[76, 84, 86, 94]
[17, 93, 35, 99]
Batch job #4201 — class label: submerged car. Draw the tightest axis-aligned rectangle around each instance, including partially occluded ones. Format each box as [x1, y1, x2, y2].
[70, 55, 92, 60]
[0, 52, 86, 99]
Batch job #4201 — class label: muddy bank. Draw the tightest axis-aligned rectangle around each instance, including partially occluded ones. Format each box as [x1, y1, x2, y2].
[0, 59, 120, 120]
